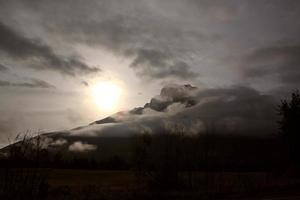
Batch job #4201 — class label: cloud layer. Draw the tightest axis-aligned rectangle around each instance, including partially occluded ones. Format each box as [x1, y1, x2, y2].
[0, 0, 299, 147]
[1, 0, 300, 86]
[65, 84, 277, 139]
[0, 22, 100, 76]
[243, 45, 300, 87]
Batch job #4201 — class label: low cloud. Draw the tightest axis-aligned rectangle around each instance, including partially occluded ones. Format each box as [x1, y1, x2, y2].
[0, 78, 55, 89]
[71, 84, 277, 138]
[144, 84, 198, 112]
[50, 138, 67, 146]
[29, 137, 68, 149]
[68, 141, 97, 152]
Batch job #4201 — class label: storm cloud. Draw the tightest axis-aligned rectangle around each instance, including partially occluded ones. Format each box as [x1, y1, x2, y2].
[0, 22, 100, 76]
[1, 0, 300, 84]
[243, 45, 300, 87]
[0, 0, 300, 146]
[0, 0, 209, 80]
[129, 49, 198, 80]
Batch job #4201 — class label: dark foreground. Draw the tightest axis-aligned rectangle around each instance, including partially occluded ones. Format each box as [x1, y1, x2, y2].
[48, 169, 300, 200]
[47, 169, 300, 200]
[0, 133, 299, 199]
[2, 168, 300, 200]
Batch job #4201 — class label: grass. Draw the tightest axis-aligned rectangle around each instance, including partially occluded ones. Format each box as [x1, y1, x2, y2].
[48, 169, 136, 190]
[2, 168, 300, 199]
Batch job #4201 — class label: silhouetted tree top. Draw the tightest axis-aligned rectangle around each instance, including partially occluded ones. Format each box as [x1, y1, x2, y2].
[278, 90, 300, 164]
[278, 90, 300, 135]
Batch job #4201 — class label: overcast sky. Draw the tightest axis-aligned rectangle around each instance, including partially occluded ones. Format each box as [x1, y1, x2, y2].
[0, 0, 299, 145]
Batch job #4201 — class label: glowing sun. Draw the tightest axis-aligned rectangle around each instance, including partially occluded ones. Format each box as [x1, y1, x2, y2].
[91, 81, 122, 112]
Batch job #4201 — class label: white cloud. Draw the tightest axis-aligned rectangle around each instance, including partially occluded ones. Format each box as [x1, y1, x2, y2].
[51, 138, 67, 146]
[68, 141, 97, 152]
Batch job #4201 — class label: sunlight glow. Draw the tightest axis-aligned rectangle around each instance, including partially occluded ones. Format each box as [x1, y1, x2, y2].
[90, 81, 122, 112]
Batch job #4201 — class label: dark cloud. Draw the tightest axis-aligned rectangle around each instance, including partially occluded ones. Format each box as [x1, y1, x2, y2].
[243, 45, 300, 87]
[55, 13, 201, 80]
[2, 1, 206, 81]
[186, 86, 277, 133]
[148, 85, 276, 134]
[0, 78, 55, 89]
[143, 84, 197, 112]
[129, 49, 198, 80]
[0, 64, 8, 72]
[0, 22, 100, 76]
[1, 0, 300, 85]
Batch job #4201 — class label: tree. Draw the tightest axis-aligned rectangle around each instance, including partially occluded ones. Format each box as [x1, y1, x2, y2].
[278, 90, 300, 165]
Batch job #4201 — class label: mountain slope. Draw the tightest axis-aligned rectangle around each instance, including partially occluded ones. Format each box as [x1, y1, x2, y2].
[2, 84, 278, 156]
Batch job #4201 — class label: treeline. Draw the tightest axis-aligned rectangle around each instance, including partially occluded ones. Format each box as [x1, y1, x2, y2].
[0, 133, 288, 171]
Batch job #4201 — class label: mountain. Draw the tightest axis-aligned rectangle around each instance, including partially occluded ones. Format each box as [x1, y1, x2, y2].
[1, 84, 279, 158]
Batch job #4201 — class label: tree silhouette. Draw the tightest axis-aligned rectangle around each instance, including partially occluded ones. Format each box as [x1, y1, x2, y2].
[278, 90, 300, 165]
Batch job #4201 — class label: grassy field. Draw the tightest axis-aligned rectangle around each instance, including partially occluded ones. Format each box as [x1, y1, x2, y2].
[2, 168, 300, 199]
[48, 169, 300, 198]
[48, 169, 137, 190]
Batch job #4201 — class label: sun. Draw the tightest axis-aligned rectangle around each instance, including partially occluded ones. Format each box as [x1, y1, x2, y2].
[90, 81, 122, 112]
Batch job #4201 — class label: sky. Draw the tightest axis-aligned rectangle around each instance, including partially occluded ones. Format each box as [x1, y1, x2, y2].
[0, 0, 300, 145]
